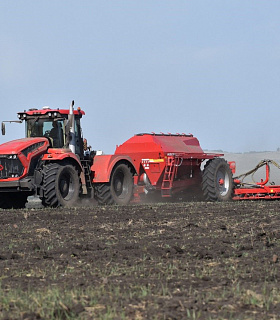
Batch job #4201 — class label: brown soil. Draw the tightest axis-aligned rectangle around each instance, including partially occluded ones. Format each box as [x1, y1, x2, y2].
[0, 201, 280, 319]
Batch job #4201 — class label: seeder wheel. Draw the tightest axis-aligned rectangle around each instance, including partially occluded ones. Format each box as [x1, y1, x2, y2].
[95, 163, 134, 205]
[202, 158, 233, 201]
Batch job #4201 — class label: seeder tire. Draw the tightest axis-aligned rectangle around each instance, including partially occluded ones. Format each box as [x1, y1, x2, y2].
[42, 163, 80, 207]
[94, 184, 114, 205]
[202, 158, 233, 201]
[95, 163, 134, 205]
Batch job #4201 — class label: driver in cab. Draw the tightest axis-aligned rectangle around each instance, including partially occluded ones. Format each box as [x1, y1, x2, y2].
[49, 121, 63, 148]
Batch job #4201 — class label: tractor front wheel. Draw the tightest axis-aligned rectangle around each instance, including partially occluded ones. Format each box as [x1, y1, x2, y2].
[95, 163, 134, 205]
[42, 163, 80, 207]
[202, 158, 233, 201]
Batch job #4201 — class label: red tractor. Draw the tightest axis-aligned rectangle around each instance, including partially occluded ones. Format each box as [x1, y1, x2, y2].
[0, 101, 234, 208]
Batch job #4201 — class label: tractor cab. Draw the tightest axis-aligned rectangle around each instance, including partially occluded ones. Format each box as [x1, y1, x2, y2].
[26, 117, 64, 148]
[17, 105, 85, 158]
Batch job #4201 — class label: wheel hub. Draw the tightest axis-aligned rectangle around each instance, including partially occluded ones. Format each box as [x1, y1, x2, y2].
[115, 180, 123, 193]
[59, 173, 74, 200]
[217, 170, 229, 196]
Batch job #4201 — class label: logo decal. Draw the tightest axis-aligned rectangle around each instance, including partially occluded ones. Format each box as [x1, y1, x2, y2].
[142, 159, 150, 170]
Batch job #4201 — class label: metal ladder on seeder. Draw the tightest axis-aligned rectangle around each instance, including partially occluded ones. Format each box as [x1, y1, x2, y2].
[161, 156, 180, 197]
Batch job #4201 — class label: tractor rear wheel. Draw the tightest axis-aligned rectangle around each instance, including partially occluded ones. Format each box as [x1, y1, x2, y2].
[42, 163, 80, 207]
[95, 163, 134, 205]
[202, 158, 233, 201]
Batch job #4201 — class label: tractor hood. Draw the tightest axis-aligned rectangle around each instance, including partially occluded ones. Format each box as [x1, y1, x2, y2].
[0, 138, 49, 155]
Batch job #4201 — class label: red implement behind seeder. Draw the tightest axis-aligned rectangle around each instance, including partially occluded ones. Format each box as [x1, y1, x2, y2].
[233, 160, 280, 200]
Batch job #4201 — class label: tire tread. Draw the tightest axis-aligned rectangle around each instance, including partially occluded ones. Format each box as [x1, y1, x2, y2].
[202, 158, 233, 201]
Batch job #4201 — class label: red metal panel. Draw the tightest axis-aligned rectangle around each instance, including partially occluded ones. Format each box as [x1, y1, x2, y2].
[0, 137, 48, 154]
[42, 148, 83, 171]
[115, 133, 217, 156]
[115, 134, 222, 160]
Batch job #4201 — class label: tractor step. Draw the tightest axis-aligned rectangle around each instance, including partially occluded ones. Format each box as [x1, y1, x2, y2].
[81, 160, 93, 194]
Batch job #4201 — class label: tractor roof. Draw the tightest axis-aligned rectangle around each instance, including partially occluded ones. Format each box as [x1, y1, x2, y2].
[17, 107, 85, 117]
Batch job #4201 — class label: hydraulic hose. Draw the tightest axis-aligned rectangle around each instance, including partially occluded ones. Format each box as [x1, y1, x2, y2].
[233, 159, 280, 187]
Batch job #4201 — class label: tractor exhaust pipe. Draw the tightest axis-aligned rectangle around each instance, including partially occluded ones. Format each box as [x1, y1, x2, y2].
[68, 100, 75, 154]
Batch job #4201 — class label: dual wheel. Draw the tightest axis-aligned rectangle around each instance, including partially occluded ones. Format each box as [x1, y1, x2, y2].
[41, 163, 80, 207]
[42, 162, 134, 207]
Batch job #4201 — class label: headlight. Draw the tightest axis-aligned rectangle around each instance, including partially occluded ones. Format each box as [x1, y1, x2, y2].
[8, 155, 17, 159]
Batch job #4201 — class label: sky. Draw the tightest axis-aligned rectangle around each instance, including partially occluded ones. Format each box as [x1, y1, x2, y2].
[0, 1, 280, 153]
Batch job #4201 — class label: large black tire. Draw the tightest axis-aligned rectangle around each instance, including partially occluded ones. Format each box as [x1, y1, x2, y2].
[42, 163, 80, 207]
[202, 158, 233, 201]
[0, 193, 28, 209]
[94, 184, 114, 205]
[95, 163, 134, 205]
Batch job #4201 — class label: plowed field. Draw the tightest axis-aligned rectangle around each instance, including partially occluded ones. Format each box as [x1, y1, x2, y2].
[0, 201, 280, 319]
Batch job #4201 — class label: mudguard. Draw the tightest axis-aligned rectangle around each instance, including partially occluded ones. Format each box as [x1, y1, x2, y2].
[91, 154, 137, 183]
[42, 148, 83, 171]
